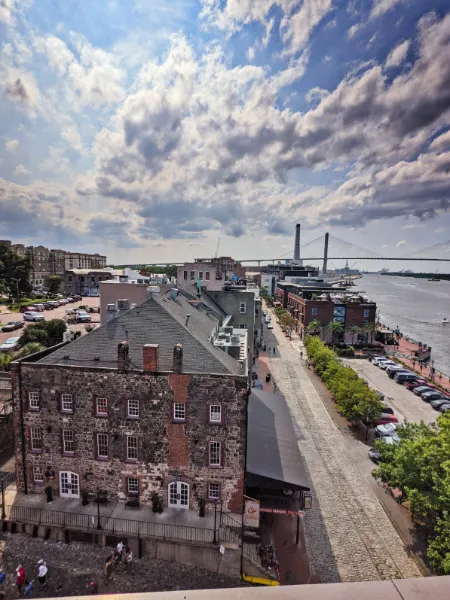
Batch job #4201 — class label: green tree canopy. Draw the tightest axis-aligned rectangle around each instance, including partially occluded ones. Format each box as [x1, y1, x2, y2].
[18, 319, 66, 348]
[0, 243, 32, 299]
[44, 275, 63, 294]
[16, 342, 45, 358]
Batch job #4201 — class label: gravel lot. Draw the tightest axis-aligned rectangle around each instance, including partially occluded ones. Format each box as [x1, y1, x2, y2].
[0, 533, 240, 597]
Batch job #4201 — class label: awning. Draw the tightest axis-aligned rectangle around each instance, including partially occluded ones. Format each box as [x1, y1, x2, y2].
[246, 389, 310, 491]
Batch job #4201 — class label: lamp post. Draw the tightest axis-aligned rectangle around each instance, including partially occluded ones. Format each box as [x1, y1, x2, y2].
[96, 488, 102, 530]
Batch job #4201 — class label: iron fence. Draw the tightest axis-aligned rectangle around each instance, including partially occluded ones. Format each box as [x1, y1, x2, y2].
[0, 470, 15, 489]
[5, 505, 215, 544]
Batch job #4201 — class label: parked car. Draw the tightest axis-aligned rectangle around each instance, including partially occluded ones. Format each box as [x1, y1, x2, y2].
[379, 360, 398, 370]
[0, 337, 20, 352]
[32, 303, 45, 312]
[42, 302, 54, 310]
[372, 357, 391, 366]
[19, 306, 35, 313]
[415, 387, 440, 398]
[421, 391, 446, 402]
[1, 320, 24, 332]
[368, 355, 384, 363]
[437, 403, 450, 413]
[394, 373, 418, 383]
[431, 398, 450, 410]
[380, 403, 394, 415]
[23, 312, 45, 322]
[368, 447, 382, 463]
[66, 297, 74, 303]
[375, 423, 398, 437]
[387, 366, 411, 378]
[73, 295, 82, 301]
[47, 301, 60, 308]
[375, 413, 399, 425]
[76, 312, 91, 323]
[267, 323, 273, 329]
[404, 379, 428, 390]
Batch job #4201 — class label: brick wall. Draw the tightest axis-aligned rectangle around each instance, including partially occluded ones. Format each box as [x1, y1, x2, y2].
[12, 362, 248, 513]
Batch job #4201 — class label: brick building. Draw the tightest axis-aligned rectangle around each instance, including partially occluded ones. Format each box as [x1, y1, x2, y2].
[278, 283, 376, 343]
[12, 289, 247, 513]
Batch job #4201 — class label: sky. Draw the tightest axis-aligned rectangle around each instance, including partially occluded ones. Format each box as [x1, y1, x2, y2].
[1, 0, 450, 268]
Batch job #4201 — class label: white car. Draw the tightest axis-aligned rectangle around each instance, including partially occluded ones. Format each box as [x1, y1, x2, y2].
[375, 423, 398, 437]
[372, 357, 390, 366]
[23, 312, 45, 322]
[0, 337, 20, 352]
[267, 322, 273, 329]
[379, 360, 398, 370]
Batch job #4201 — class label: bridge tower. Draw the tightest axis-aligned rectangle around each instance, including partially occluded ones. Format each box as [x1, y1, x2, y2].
[323, 232, 329, 274]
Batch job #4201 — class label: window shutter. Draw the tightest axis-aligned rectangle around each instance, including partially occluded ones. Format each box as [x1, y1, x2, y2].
[92, 395, 96, 417]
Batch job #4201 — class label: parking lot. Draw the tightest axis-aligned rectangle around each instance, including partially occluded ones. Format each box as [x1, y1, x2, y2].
[344, 359, 438, 425]
[0, 297, 100, 348]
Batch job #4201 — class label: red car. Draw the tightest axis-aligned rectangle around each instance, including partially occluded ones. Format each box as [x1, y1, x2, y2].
[19, 306, 34, 313]
[404, 379, 429, 390]
[375, 413, 399, 425]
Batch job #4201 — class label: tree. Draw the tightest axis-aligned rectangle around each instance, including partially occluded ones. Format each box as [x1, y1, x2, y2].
[44, 275, 63, 294]
[18, 319, 66, 348]
[0, 243, 32, 300]
[364, 323, 376, 344]
[306, 319, 322, 338]
[327, 320, 344, 343]
[0, 353, 12, 371]
[16, 342, 45, 358]
[428, 515, 450, 574]
[349, 325, 362, 345]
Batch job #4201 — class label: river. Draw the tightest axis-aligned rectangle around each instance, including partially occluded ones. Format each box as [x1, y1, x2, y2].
[353, 274, 450, 375]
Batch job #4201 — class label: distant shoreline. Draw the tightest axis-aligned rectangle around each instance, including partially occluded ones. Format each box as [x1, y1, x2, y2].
[380, 272, 450, 281]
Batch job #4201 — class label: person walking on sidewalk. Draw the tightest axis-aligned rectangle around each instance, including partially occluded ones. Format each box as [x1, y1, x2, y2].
[124, 547, 133, 573]
[24, 580, 33, 599]
[116, 540, 124, 563]
[37, 560, 48, 586]
[16, 564, 26, 596]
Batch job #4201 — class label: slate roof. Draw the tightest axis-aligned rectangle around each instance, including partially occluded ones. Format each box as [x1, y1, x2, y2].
[179, 284, 227, 320]
[38, 290, 243, 375]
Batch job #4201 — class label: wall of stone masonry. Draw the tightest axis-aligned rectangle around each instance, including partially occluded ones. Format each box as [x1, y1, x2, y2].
[12, 362, 248, 512]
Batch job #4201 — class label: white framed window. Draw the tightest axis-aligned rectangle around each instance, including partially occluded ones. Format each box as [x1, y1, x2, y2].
[199, 271, 203, 280]
[173, 403, 186, 421]
[33, 466, 44, 483]
[205, 272, 210, 281]
[30, 428, 42, 452]
[63, 430, 74, 454]
[239, 324, 247, 329]
[96, 398, 108, 416]
[28, 391, 40, 410]
[208, 482, 220, 500]
[209, 441, 222, 467]
[127, 477, 139, 495]
[96, 433, 108, 458]
[61, 393, 73, 413]
[209, 405, 222, 424]
[183, 270, 188, 280]
[127, 435, 138, 460]
[127, 398, 139, 418]
[239, 302, 247, 314]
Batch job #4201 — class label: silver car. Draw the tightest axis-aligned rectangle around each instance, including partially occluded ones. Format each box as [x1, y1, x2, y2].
[0, 337, 20, 352]
[23, 311, 45, 322]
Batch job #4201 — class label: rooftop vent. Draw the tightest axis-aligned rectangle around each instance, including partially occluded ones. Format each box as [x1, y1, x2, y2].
[170, 287, 179, 300]
[147, 285, 160, 299]
[116, 299, 130, 312]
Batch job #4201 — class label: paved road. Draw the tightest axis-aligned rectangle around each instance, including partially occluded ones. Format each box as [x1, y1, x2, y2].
[263, 307, 422, 583]
[0, 297, 100, 346]
[344, 359, 438, 425]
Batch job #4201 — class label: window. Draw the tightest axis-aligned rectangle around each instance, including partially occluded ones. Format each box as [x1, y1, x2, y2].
[97, 433, 108, 459]
[311, 307, 318, 317]
[127, 477, 139, 495]
[61, 393, 73, 413]
[183, 270, 188, 281]
[127, 398, 139, 419]
[239, 324, 247, 329]
[127, 435, 138, 460]
[28, 391, 40, 410]
[239, 302, 246, 314]
[208, 482, 220, 500]
[205, 271, 210, 281]
[33, 466, 44, 483]
[209, 441, 222, 467]
[363, 309, 370, 318]
[333, 305, 346, 323]
[190, 270, 195, 280]
[63, 430, 74, 454]
[68, 276, 72, 282]
[30, 428, 42, 452]
[173, 403, 186, 421]
[96, 398, 108, 416]
[209, 405, 222, 424]
[199, 271, 203, 280]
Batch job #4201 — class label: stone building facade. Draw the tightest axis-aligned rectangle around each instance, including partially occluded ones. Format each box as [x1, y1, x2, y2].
[12, 343, 248, 513]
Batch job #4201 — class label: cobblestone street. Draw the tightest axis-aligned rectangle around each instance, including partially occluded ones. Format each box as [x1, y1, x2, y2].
[0, 534, 241, 597]
[263, 311, 422, 583]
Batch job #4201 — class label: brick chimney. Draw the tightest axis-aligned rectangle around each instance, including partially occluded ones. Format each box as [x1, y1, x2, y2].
[143, 344, 159, 372]
[118, 341, 129, 373]
[173, 344, 183, 373]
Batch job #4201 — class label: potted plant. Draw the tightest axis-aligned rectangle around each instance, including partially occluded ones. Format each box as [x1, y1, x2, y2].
[198, 497, 206, 518]
[81, 489, 89, 506]
[151, 492, 163, 513]
[44, 485, 53, 504]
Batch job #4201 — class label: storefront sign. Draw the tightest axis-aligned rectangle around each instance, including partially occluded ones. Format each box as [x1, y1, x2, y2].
[303, 492, 313, 510]
[260, 507, 304, 516]
[243, 496, 260, 528]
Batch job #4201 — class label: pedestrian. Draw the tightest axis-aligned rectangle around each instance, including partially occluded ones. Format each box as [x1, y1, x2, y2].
[37, 560, 47, 585]
[273, 347, 276, 355]
[16, 564, 26, 596]
[300, 351, 303, 360]
[263, 344, 266, 352]
[88, 581, 99, 595]
[124, 546, 133, 573]
[24, 580, 33, 599]
[104, 554, 114, 584]
[116, 540, 124, 562]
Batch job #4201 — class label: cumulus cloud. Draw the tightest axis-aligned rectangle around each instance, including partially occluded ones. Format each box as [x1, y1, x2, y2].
[347, 24, 360, 39]
[281, 0, 333, 55]
[396, 240, 406, 247]
[247, 46, 255, 61]
[429, 130, 450, 153]
[5, 139, 19, 152]
[0, 0, 18, 25]
[385, 39, 410, 68]
[370, 0, 405, 20]
[14, 164, 31, 176]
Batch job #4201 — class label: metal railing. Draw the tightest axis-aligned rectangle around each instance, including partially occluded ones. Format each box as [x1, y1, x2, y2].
[5, 505, 215, 544]
[0, 470, 16, 489]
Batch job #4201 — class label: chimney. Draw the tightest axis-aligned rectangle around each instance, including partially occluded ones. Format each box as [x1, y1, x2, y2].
[294, 223, 300, 262]
[118, 341, 129, 372]
[106, 304, 116, 323]
[143, 344, 159, 372]
[173, 343, 183, 373]
[185, 314, 190, 327]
